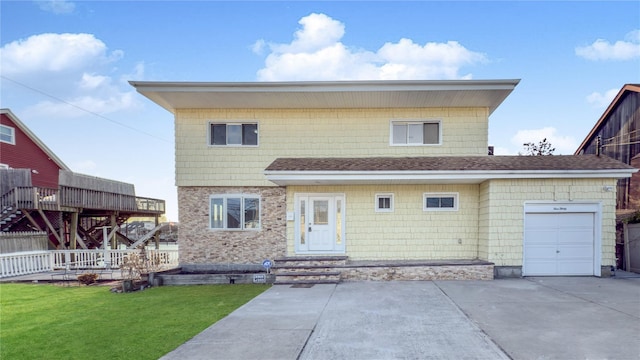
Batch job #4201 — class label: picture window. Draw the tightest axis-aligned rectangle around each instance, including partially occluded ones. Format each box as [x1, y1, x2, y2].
[210, 194, 260, 230]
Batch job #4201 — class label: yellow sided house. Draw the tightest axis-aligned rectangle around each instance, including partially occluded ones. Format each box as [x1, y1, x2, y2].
[131, 80, 636, 282]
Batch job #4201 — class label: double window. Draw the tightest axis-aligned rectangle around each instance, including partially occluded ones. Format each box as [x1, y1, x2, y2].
[391, 121, 440, 145]
[209, 123, 258, 146]
[423, 193, 458, 211]
[375, 193, 394, 212]
[210, 194, 261, 230]
[0, 125, 15, 145]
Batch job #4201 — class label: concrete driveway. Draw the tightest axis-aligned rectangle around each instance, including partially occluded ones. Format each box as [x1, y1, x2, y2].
[436, 276, 640, 360]
[161, 276, 640, 360]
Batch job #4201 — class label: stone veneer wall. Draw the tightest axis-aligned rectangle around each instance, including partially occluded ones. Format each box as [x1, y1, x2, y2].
[178, 186, 287, 266]
[340, 264, 494, 281]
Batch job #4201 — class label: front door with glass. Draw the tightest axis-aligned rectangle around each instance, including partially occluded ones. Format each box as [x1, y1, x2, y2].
[295, 194, 345, 254]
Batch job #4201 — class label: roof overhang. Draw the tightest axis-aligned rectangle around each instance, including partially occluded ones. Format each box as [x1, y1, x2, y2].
[264, 169, 636, 186]
[129, 79, 520, 115]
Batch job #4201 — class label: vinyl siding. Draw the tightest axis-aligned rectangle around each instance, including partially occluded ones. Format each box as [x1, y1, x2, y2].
[175, 108, 489, 187]
[285, 184, 480, 260]
[479, 178, 618, 267]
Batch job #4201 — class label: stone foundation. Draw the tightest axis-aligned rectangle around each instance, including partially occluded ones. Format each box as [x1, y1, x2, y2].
[340, 261, 494, 281]
[177, 186, 287, 265]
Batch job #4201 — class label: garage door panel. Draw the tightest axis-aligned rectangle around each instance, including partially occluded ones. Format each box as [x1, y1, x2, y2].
[526, 214, 559, 229]
[525, 260, 558, 275]
[557, 261, 593, 275]
[524, 212, 595, 276]
[558, 230, 593, 244]
[525, 245, 558, 258]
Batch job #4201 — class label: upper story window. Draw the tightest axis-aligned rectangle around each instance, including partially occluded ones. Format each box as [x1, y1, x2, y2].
[423, 193, 458, 212]
[209, 123, 258, 146]
[391, 120, 440, 146]
[210, 194, 261, 230]
[0, 125, 15, 145]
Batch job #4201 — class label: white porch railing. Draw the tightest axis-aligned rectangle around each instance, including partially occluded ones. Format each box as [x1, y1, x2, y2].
[0, 251, 52, 278]
[0, 249, 179, 278]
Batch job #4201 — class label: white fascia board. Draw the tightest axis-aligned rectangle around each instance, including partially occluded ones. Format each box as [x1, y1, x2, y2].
[130, 79, 520, 93]
[264, 169, 637, 185]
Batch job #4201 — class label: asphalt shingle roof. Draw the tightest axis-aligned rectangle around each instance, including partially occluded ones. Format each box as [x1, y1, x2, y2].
[265, 155, 634, 172]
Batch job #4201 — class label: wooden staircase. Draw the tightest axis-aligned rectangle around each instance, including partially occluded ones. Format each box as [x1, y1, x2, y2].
[0, 207, 24, 232]
[272, 256, 348, 285]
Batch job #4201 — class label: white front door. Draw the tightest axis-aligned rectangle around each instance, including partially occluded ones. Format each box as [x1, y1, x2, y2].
[295, 194, 345, 254]
[308, 197, 333, 251]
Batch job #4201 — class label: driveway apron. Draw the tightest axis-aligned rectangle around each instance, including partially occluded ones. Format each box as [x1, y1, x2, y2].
[162, 281, 508, 360]
[299, 281, 508, 360]
[435, 277, 640, 360]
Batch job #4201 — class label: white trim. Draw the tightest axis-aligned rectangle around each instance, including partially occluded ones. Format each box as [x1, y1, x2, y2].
[523, 201, 602, 277]
[207, 121, 259, 147]
[0, 124, 15, 145]
[0, 163, 9, 169]
[264, 169, 635, 186]
[375, 193, 394, 213]
[294, 193, 346, 255]
[423, 192, 459, 212]
[209, 194, 261, 231]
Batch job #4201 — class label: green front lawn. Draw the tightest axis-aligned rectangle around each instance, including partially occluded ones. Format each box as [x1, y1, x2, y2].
[0, 283, 269, 359]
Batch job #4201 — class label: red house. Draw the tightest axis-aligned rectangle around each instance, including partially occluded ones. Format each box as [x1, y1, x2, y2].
[0, 108, 69, 189]
[0, 108, 165, 250]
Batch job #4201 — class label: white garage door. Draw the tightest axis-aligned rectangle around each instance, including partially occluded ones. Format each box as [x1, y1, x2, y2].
[524, 212, 595, 276]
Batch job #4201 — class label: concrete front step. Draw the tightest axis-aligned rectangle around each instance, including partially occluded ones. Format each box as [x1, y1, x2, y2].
[275, 271, 341, 283]
[275, 266, 342, 274]
[274, 279, 340, 285]
[273, 256, 348, 267]
[273, 256, 347, 284]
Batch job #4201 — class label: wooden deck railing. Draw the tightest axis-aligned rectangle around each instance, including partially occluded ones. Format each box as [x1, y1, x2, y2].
[0, 186, 165, 214]
[0, 249, 179, 278]
[0, 187, 59, 211]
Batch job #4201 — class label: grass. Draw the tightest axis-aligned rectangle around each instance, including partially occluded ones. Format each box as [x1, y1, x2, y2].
[0, 283, 269, 359]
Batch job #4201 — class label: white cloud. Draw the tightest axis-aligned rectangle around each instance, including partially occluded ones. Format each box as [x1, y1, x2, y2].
[0, 33, 141, 117]
[586, 88, 619, 108]
[576, 29, 640, 61]
[0, 33, 119, 75]
[511, 127, 577, 155]
[37, 0, 75, 14]
[255, 13, 487, 81]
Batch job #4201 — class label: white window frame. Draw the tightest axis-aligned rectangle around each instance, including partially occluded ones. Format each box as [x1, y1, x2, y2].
[375, 193, 394, 213]
[423, 192, 458, 212]
[208, 122, 259, 147]
[390, 120, 441, 146]
[209, 194, 261, 230]
[0, 163, 9, 169]
[0, 124, 16, 145]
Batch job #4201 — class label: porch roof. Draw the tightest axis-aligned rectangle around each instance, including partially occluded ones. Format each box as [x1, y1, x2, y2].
[264, 155, 637, 185]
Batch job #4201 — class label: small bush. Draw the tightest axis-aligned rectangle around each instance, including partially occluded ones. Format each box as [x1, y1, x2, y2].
[77, 273, 99, 285]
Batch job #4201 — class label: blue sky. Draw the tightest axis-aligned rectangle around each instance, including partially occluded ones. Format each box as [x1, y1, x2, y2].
[1, 1, 639, 221]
